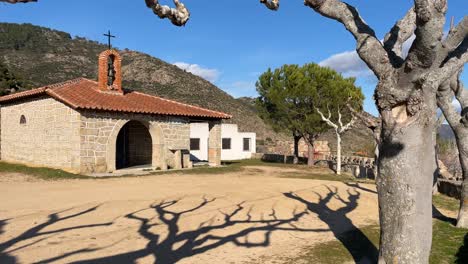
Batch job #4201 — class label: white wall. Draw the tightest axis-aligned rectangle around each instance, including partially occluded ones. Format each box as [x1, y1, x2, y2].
[221, 124, 256, 160]
[189, 122, 209, 161]
[189, 123, 256, 161]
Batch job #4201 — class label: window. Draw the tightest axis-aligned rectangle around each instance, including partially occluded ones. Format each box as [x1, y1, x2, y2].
[20, 115, 26, 125]
[190, 138, 200, 151]
[243, 138, 251, 151]
[222, 138, 231, 150]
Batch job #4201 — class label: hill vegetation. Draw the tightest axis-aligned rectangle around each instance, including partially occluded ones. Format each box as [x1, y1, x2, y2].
[0, 22, 377, 154]
[0, 22, 280, 141]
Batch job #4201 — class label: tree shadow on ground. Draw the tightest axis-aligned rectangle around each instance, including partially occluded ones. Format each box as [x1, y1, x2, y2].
[432, 205, 457, 225]
[344, 182, 377, 194]
[0, 206, 112, 264]
[35, 197, 329, 264]
[284, 186, 378, 263]
[456, 233, 468, 263]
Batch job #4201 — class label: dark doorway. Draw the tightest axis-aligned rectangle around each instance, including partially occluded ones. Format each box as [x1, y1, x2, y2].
[116, 121, 152, 169]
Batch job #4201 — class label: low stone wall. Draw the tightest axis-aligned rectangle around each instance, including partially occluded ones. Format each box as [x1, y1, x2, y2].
[260, 153, 308, 164]
[437, 179, 462, 199]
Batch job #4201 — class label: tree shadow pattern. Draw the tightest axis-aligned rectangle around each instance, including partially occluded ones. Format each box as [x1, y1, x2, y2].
[432, 204, 457, 225]
[22, 197, 329, 264]
[284, 186, 379, 263]
[0, 206, 113, 264]
[456, 232, 468, 264]
[344, 182, 378, 195]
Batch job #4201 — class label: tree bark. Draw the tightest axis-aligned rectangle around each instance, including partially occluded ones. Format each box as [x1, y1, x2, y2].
[336, 132, 342, 175]
[455, 131, 468, 228]
[293, 133, 302, 164]
[307, 141, 315, 167]
[377, 109, 436, 263]
[437, 74, 468, 228]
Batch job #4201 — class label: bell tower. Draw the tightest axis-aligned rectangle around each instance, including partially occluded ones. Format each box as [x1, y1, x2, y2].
[98, 49, 122, 93]
[98, 31, 122, 93]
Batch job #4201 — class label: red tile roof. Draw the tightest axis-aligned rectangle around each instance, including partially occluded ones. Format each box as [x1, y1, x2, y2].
[0, 78, 231, 119]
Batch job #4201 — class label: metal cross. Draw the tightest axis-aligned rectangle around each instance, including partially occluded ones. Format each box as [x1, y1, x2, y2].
[103, 30, 116, 50]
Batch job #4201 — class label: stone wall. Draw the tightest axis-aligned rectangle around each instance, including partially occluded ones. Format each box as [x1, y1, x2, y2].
[0, 97, 81, 171]
[208, 121, 222, 166]
[79, 110, 190, 173]
[261, 138, 330, 157]
[437, 179, 462, 199]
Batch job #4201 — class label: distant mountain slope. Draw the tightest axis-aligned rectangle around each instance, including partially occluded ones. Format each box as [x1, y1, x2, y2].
[0, 23, 281, 141]
[438, 124, 455, 140]
[0, 22, 379, 155]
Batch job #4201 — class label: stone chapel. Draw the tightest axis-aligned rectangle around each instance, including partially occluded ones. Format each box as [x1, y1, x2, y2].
[0, 49, 231, 174]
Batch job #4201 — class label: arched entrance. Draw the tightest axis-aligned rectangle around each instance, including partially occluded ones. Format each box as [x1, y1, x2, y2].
[115, 120, 153, 169]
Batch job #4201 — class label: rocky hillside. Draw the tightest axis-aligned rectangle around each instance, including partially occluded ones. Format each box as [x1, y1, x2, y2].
[0, 22, 281, 141]
[0, 22, 379, 155]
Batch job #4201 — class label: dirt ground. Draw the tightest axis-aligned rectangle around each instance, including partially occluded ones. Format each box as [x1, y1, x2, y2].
[0, 166, 379, 264]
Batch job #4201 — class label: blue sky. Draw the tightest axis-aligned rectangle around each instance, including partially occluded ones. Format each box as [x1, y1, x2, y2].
[1, 0, 467, 115]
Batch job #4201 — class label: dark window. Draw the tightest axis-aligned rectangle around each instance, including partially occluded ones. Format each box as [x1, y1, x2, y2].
[190, 138, 200, 151]
[243, 138, 251, 151]
[20, 115, 26, 125]
[222, 138, 231, 150]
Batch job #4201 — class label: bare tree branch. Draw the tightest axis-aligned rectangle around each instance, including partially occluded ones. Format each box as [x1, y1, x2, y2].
[405, 0, 447, 69]
[302, 0, 393, 79]
[337, 107, 344, 128]
[145, 0, 190, 26]
[452, 73, 468, 109]
[260, 0, 279, 11]
[339, 115, 356, 134]
[347, 104, 381, 144]
[316, 107, 338, 129]
[434, 37, 468, 86]
[437, 16, 468, 65]
[383, 7, 416, 65]
[438, 78, 462, 129]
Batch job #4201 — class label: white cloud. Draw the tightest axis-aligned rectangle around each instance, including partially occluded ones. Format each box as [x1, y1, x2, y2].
[319, 50, 372, 78]
[453, 98, 461, 112]
[319, 35, 416, 79]
[401, 34, 416, 58]
[173, 62, 220, 83]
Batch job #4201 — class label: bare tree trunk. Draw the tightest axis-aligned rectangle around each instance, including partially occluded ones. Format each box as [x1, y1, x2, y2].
[293, 133, 301, 164]
[455, 131, 468, 228]
[336, 132, 342, 175]
[458, 173, 468, 228]
[307, 141, 314, 167]
[377, 116, 436, 263]
[437, 72, 468, 228]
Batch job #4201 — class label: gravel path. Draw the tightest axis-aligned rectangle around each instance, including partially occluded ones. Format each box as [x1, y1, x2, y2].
[0, 166, 379, 264]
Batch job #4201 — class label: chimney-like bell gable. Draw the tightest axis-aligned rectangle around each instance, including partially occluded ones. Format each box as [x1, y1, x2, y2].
[98, 49, 123, 93]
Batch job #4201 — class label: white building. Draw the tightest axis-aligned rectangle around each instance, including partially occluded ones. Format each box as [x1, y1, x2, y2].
[190, 123, 256, 161]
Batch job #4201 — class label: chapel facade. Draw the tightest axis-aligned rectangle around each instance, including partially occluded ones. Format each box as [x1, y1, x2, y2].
[0, 49, 231, 174]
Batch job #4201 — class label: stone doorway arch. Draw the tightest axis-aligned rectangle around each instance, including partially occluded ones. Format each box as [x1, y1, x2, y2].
[115, 120, 152, 169]
[106, 120, 166, 172]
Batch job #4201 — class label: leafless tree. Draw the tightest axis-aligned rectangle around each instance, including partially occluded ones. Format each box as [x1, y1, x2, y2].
[145, 1, 467, 262]
[3, 0, 467, 262]
[316, 106, 356, 175]
[438, 68, 468, 227]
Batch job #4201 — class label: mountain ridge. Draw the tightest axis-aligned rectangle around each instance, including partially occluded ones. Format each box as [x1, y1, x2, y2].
[0, 22, 282, 141]
[0, 22, 383, 156]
